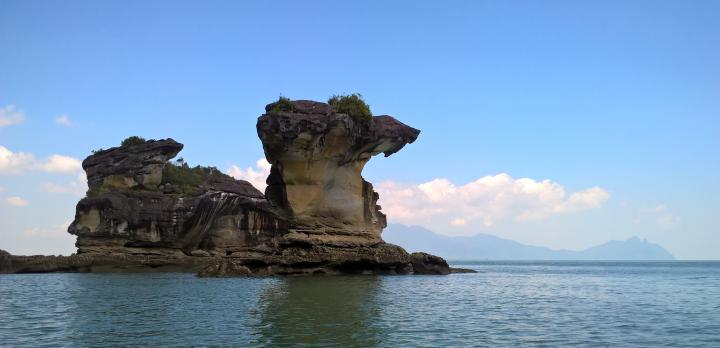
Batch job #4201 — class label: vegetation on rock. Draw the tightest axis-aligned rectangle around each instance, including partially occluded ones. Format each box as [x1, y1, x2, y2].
[328, 93, 372, 122]
[267, 96, 294, 115]
[120, 136, 147, 147]
[161, 159, 230, 195]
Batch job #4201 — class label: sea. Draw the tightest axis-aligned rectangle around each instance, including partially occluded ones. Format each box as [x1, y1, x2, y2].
[1, 261, 719, 347]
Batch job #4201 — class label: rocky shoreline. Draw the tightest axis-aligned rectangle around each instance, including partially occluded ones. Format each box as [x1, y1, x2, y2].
[1, 98, 473, 276]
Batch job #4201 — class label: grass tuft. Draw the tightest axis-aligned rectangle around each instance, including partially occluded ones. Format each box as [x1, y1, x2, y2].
[327, 93, 372, 123]
[268, 96, 294, 115]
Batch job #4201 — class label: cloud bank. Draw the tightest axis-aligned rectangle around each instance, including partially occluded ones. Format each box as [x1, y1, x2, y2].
[223, 160, 609, 231]
[376, 173, 609, 228]
[0, 146, 82, 175]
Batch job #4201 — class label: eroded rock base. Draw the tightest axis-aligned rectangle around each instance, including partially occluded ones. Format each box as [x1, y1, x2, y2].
[0, 246, 455, 276]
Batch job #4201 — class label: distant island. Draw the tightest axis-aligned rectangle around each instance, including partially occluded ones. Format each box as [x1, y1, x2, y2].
[384, 224, 675, 261]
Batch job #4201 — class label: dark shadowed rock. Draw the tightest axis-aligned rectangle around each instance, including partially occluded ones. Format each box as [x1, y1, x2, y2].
[0, 249, 12, 273]
[450, 268, 478, 274]
[411, 252, 451, 275]
[197, 243, 414, 276]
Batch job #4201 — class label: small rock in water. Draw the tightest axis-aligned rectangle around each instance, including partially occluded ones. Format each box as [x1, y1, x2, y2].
[411, 252, 451, 275]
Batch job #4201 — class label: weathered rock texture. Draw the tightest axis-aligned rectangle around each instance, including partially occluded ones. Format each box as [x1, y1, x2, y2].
[2, 99, 451, 276]
[84, 139, 183, 191]
[258, 100, 420, 247]
[70, 138, 286, 258]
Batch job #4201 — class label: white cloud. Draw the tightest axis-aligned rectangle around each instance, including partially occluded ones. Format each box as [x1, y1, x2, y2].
[376, 173, 609, 228]
[0, 105, 25, 127]
[450, 218, 467, 226]
[41, 182, 71, 194]
[23, 220, 72, 238]
[227, 158, 271, 192]
[647, 204, 680, 229]
[55, 115, 72, 127]
[6, 196, 29, 207]
[36, 154, 82, 174]
[0, 145, 82, 175]
[41, 172, 88, 197]
[0, 146, 36, 175]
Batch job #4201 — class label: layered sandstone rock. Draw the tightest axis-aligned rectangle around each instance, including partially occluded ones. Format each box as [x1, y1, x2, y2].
[2, 99, 456, 276]
[69, 139, 285, 257]
[84, 139, 183, 191]
[258, 100, 419, 247]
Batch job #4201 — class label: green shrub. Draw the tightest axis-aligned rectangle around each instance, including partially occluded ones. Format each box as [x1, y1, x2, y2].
[121, 136, 147, 147]
[91, 148, 104, 154]
[161, 161, 230, 195]
[327, 93, 372, 123]
[268, 96, 294, 115]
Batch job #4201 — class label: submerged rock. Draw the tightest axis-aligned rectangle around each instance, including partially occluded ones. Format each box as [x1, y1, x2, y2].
[450, 268, 478, 274]
[2, 99, 450, 276]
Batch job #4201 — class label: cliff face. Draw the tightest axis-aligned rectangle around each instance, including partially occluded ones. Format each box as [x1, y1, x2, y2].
[4, 99, 450, 275]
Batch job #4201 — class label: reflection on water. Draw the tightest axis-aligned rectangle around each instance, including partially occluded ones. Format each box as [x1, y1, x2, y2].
[2, 262, 720, 347]
[252, 276, 383, 347]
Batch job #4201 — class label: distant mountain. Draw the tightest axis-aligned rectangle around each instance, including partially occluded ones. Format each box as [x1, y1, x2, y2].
[383, 224, 675, 261]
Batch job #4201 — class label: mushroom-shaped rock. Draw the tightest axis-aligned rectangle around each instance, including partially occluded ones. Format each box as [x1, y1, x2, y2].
[257, 100, 420, 247]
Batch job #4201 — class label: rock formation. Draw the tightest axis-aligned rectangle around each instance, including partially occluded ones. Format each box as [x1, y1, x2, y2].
[70, 138, 285, 258]
[2, 99, 454, 275]
[258, 100, 419, 247]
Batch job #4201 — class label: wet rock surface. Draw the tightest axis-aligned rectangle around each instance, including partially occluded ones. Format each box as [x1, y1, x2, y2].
[2, 99, 450, 276]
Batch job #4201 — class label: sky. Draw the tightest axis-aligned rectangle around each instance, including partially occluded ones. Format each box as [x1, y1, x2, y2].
[1, 0, 718, 259]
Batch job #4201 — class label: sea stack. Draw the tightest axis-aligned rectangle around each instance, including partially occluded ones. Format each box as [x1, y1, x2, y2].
[258, 100, 420, 247]
[3, 98, 450, 275]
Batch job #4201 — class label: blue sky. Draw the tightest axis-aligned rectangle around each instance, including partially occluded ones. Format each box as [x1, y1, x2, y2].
[1, 0, 718, 259]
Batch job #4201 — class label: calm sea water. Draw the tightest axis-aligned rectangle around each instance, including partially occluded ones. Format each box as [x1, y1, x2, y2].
[1, 261, 719, 347]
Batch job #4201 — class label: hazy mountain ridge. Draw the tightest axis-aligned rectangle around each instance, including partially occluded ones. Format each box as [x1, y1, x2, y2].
[384, 224, 675, 260]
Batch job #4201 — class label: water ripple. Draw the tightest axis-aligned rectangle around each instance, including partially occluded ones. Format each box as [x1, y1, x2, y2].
[1, 262, 719, 347]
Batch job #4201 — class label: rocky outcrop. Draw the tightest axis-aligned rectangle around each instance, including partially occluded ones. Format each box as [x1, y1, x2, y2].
[84, 139, 183, 191]
[410, 252, 451, 275]
[69, 137, 287, 257]
[198, 243, 413, 277]
[2, 99, 451, 276]
[258, 100, 419, 247]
